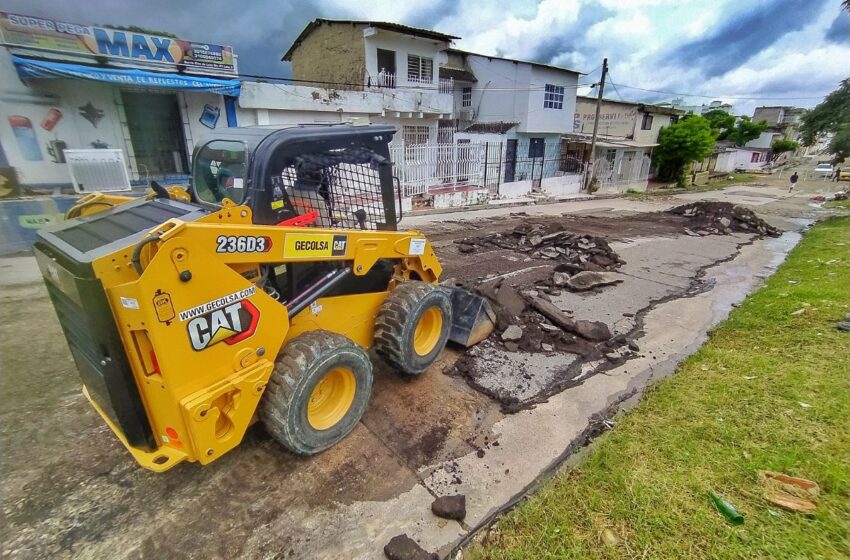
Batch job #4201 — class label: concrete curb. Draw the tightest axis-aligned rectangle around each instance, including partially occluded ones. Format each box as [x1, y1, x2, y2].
[405, 193, 623, 218]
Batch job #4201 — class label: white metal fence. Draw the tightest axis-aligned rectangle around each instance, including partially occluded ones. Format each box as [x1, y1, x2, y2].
[390, 140, 587, 197]
[591, 153, 651, 190]
[390, 143, 484, 196]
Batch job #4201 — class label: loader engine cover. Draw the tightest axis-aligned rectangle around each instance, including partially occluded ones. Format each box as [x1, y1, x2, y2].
[34, 198, 207, 450]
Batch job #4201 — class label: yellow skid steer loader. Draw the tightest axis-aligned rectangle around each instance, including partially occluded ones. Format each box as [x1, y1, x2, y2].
[35, 125, 494, 472]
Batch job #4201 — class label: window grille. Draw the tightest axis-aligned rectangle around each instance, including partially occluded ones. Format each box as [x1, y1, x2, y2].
[407, 55, 433, 83]
[543, 84, 564, 109]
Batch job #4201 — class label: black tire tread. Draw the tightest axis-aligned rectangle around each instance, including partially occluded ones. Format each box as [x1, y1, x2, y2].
[260, 330, 369, 455]
[374, 282, 450, 376]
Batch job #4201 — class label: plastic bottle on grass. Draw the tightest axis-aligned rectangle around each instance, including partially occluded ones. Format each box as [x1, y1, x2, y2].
[709, 490, 744, 525]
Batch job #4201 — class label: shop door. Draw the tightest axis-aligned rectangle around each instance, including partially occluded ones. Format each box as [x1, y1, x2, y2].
[121, 92, 188, 176]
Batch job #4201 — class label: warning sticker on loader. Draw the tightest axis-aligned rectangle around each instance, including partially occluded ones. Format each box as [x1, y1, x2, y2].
[283, 233, 348, 259]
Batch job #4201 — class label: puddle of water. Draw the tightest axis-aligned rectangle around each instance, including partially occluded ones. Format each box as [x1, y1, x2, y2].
[706, 231, 802, 327]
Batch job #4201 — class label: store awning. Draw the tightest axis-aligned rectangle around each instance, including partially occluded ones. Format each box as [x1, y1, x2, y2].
[12, 56, 240, 96]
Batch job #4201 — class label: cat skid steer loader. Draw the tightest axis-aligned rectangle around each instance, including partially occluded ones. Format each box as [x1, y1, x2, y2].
[35, 125, 494, 472]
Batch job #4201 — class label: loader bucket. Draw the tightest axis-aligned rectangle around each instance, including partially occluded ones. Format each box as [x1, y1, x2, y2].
[445, 287, 496, 347]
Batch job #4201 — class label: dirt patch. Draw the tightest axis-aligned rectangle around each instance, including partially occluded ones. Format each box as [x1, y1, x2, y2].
[435, 204, 776, 412]
[455, 223, 625, 272]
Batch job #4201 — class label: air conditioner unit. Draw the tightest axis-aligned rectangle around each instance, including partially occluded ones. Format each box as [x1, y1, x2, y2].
[64, 149, 132, 193]
[458, 108, 474, 121]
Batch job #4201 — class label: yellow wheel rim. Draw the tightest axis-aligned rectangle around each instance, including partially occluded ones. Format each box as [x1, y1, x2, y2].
[307, 367, 356, 430]
[413, 307, 443, 356]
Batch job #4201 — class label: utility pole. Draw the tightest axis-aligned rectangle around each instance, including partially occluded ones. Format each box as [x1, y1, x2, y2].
[586, 58, 608, 189]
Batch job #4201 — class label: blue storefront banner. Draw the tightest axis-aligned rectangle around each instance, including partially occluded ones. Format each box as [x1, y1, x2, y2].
[13, 56, 241, 96]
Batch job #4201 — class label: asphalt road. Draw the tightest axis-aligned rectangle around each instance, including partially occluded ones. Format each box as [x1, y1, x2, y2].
[0, 183, 840, 559]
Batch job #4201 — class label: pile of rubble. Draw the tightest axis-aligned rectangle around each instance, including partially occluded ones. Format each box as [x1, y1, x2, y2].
[668, 201, 781, 237]
[459, 277, 618, 356]
[456, 224, 625, 272]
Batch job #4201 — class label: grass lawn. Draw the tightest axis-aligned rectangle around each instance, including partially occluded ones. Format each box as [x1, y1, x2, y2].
[468, 217, 850, 560]
[825, 199, 850, 210]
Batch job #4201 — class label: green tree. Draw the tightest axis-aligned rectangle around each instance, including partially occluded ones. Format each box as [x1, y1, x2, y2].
[703, 109, 736, 140]
[726, 116, 768, 146]
[771, 139, 800, 160]
[800, 78, 850, 163]
[654, 115, 717, 187]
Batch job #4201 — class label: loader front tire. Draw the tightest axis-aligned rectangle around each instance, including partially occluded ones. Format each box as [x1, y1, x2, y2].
[260, 331, 373, 455]
[374, 281, 452, 376]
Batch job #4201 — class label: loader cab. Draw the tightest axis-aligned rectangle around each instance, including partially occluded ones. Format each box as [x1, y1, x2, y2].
[190, 125, 400, 231]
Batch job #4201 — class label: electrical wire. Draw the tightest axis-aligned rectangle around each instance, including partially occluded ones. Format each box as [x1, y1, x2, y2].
[606, 81, 825, 101]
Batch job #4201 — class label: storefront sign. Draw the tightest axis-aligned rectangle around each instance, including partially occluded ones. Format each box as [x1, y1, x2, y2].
[0, 12, 236, 75]
[13, 56, 241, 96]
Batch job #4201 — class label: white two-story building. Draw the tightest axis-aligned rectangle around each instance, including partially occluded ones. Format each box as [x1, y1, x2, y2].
[237, 20, 456, 143]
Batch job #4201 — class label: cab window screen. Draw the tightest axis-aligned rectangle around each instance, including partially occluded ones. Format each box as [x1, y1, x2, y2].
[193, 140, 248, 205]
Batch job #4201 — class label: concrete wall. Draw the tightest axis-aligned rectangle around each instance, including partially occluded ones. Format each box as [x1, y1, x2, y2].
[573, 97, 639, 137]
[752, 107, 783, 126]
[289, 21, 366, 86]
[633, 111, 674, 145]
[746, 130, 783, 149]
[463, 55, 578, 134]
[524, 66, 577, 134]
[0, 50, 232, 187]
[239, 82, 452, 119]
[0, 51, 126, 185]
[462, 55, 529, 126]
[363, 29, 448, 89]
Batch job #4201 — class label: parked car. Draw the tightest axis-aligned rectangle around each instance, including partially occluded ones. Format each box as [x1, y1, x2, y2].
[814, 163, 834, 176]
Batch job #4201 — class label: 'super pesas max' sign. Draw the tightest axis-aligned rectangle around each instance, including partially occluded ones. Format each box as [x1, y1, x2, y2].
[0, 12, 236, 75]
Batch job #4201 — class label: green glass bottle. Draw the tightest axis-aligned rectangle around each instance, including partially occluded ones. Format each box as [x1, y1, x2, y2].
[709, 490, 744, 525]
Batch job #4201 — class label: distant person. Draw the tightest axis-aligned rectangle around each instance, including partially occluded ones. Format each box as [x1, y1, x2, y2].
[834, 167, 842, 182]
[788, 171, 799, 193]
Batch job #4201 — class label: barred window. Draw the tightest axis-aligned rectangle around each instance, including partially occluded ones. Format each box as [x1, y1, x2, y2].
[407, 55, 433, 84]
[403, 125, 430, 156]
[462, 87, 472, 107]
[543, 84, 564, 109]
[641, 113, 653, 130]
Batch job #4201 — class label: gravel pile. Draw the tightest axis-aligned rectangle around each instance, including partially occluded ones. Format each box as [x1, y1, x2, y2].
[668, 201, 781, 237]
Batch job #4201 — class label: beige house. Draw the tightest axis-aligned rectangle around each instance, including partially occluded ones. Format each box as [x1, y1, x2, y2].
[561, 96, 684, 192]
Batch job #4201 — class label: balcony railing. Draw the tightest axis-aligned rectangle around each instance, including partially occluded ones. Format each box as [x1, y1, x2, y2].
[367, 73, 453, 95]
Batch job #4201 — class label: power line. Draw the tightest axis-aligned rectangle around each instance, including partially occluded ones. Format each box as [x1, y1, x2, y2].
[607, 81, 825, 101]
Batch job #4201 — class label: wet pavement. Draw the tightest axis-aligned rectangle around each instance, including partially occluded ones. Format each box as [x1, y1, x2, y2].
[0, 183, 837, 559]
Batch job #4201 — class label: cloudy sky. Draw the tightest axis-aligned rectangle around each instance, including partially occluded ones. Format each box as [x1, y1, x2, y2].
[2, 0, 848, 115]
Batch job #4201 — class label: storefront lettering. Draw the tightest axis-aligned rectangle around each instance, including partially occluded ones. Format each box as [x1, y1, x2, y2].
[93, 28, 176, 62]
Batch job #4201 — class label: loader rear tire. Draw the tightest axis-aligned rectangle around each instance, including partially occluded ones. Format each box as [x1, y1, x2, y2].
[260, 331, 373, 456]
[374, 281, 452, 376]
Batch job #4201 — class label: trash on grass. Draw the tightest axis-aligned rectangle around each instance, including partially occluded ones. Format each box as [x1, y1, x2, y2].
[708, 490, 744, 525]
[759, 471, 819, 514]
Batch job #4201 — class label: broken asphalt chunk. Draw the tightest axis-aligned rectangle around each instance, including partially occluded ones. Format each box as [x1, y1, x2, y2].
[383, 534, 437, 560]
[431, 495, 467, 521]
